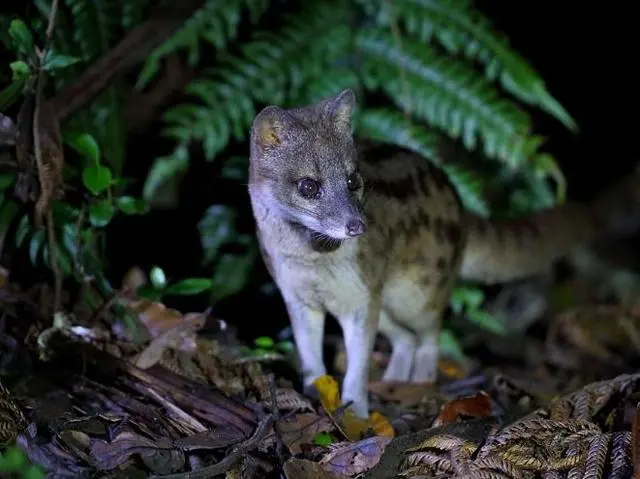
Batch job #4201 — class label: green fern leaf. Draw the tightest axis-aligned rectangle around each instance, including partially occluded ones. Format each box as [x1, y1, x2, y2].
[364, 0, 576, 132]
[137, 0, 270, 89]
[358, 29, 540, 166]
[161, 0, 351, 162]
[64, 0, 121, 60]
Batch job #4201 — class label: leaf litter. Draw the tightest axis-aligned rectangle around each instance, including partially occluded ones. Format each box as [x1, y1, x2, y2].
[2, 257, 640, 478]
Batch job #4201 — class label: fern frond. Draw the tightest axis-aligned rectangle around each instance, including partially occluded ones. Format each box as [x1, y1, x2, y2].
[161, 0, 351, 162]
[356, 108, 489, 216]
[122, 0, 154, 31]
[362, 0, 576, 131]
[300, 66, 362, 104]
[137, 0, 270, 89]
[359, 29, 548, 171]
[64, 0, 121, 60]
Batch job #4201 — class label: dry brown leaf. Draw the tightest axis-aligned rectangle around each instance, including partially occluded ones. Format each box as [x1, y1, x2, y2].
[319, 436, 392, 476]
[432, 391, 493, 427]
[283, 458, 350, 479]
[368, 381, 438, 406]
[133, 311, 206, 369]
[273, 413, 334, 455]
[34, 100, 64, 227]
[90, 428, 184, 474]
[120, 266, 148, 296]
[264, 387, 314, 412]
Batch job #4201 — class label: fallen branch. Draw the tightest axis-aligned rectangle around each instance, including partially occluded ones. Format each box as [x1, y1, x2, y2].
[149, 413, 276, 479]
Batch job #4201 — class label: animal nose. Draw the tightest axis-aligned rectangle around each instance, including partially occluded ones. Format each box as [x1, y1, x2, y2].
[346, 218, 366, 237]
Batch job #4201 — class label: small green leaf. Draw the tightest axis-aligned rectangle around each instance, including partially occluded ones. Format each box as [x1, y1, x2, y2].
[83, 164, 112, 195]
[64, 132, 100, 164]
[254, 336, 275, 349]
[10, 60, 30, 80]
[0, 172, 16, 190]
[312, 432, 334, 446]
[149, 266, 167, 289]
[276, 340, 295, 353]
[165, 278, 213, 296]
[466, 308, 506, 336]
[8, 19, 34, 55]
[116, 196, 149, 215]
[439, 329, 467, 364]
[136, 284, 163, 301]
[88, 199, 115, 227]
[42, 49, 81, 71]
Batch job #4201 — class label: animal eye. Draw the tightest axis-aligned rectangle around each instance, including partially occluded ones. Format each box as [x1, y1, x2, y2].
[347, 172, 362, 191]
[297, 178, 320, 198]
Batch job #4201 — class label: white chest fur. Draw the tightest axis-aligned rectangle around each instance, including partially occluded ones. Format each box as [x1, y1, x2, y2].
[274, 243, 371, 318]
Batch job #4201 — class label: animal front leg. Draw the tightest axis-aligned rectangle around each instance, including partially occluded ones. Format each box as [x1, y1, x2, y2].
[337, 303, 380, 418]
[284, 298, 327, 390]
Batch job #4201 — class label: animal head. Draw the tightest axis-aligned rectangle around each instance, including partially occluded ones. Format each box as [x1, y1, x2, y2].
[249, 89, 366, 241]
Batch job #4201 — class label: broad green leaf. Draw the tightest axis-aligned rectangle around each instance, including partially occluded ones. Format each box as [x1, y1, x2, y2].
[0, 172, 16, 191]
[64, 132, 100, 164]
[143, 147, 189, 201]
[149, 266, 167, 289]
[15, 215, 30, 247]
[42, 50, 81, 71]
[88, 199, 115, 227]
[450, 286, 485, 314]
[83, 164, 112, 195]
[8, 19, 33, 55]
[0, 198, 19, 234]
[210, 250, 257, 303]
[165, 278, 213, 296]
[0, 78, 26, 110]
[9, 60, 30, 80]
[116, 196, 148, 215]
[198, 205, 237, 265]
[29, 230, 45, 265]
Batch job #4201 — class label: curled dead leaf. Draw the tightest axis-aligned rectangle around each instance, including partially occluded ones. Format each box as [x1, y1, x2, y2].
[432, 391, 493, 427]
[319, 435, 392, 476]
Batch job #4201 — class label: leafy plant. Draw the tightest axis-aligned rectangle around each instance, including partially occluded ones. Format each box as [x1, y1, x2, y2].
[0, 0, 578, 347]
[137, 265, 214, 301]
[0, 445, 45, 479]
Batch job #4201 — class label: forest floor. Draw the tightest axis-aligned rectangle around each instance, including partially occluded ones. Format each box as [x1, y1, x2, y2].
[1, 259, 640, 479]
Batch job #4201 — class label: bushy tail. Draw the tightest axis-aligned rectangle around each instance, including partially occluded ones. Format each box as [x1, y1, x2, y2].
[459, 165, 640, 284]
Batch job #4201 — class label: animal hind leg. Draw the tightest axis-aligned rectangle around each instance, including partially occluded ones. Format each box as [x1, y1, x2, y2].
[378, 310, 416, 382]
[410, 309, 444, 383]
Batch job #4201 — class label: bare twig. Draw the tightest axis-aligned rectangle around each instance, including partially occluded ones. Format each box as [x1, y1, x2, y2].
[33, 0, 62, 312]
[149, 413, 275, 479]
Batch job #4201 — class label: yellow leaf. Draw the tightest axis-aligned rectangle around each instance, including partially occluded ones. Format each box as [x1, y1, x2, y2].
[341, 410, 371, 441]
[369, 412, 394, 437]
[313, 375, 341, 412]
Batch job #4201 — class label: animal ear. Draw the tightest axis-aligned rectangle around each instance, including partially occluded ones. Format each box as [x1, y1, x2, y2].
[328, 89, 356, 134]
[251, 106, 301, 153]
